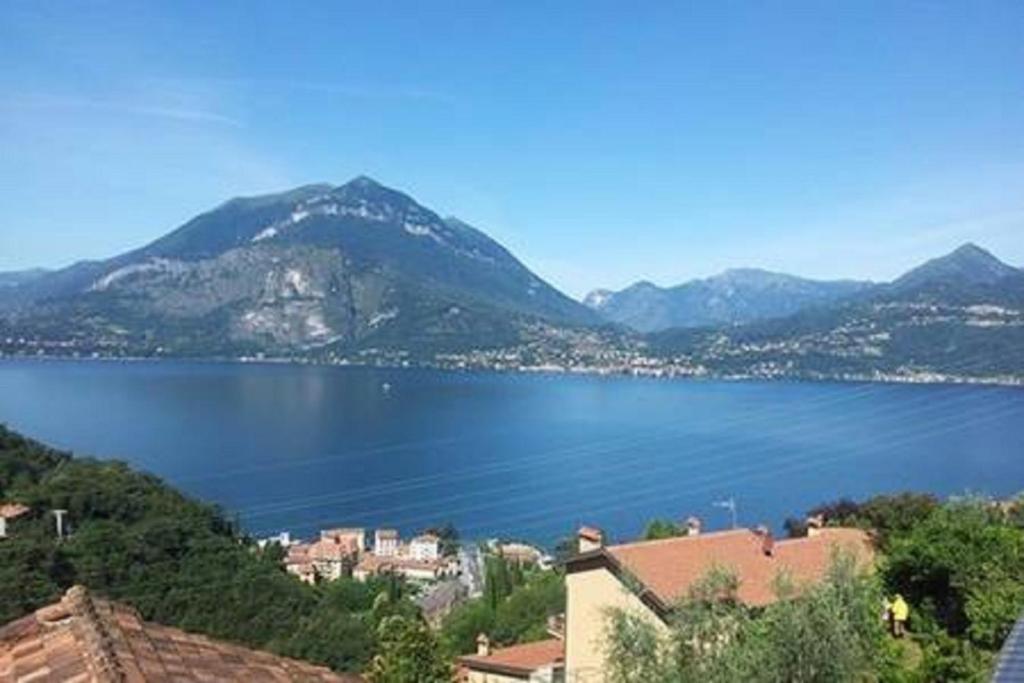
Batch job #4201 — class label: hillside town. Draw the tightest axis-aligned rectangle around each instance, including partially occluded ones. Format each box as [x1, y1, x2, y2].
[277, 527, 459, 584]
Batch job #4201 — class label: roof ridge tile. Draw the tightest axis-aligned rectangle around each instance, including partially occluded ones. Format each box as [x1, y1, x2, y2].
[64, 586, 127, 682]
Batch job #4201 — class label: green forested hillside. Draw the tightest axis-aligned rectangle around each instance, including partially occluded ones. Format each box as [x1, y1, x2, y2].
[0, 425, 417, 673]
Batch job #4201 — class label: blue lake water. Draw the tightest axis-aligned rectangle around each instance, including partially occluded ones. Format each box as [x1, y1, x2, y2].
[0, 359, 1022, 547]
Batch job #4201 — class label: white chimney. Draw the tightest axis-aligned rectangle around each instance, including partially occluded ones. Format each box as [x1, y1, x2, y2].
[577, 526, 603, 553]
[476, 633, 491, 657]
[684, 516, 702, 536]
[805, 514, 825, 537]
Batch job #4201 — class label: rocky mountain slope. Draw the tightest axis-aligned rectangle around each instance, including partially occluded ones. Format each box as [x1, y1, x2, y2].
[0, 177, 598, 356]
[584, 270, 871, 332]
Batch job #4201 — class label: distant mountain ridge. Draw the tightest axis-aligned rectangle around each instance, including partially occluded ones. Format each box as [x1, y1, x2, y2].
[651, 243, 1024, 381]
[0, 268, 49, 289]
[0, 177, 597, 356]
[585, 269, 872, 332]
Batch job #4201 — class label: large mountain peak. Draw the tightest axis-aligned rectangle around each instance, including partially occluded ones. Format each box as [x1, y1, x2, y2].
[0, 177, 597, 352]
[894, 242, 1019, 291]
[346, 174, 383, 189]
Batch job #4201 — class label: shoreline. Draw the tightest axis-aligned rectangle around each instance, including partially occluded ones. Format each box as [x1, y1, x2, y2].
[1, 351, 1021, 389]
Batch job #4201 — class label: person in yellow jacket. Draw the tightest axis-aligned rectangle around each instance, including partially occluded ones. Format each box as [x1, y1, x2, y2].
[891, 594, 909, 637]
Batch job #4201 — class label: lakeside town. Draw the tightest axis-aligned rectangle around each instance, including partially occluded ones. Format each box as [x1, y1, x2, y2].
[3, 337, 1022, 388]
[257, 525, 554, 630]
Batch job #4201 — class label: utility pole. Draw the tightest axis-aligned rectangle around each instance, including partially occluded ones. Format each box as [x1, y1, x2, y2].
[52, 509, 68, 540]
[713, 498, 738, 530]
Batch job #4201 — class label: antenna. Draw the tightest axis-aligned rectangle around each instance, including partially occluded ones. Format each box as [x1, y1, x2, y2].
[713, 498, 737, 530]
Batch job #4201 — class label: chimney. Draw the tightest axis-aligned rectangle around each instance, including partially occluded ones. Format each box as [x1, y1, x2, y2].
[476, 633, 491, 657]
[761, 529, 775, 557]
[805, 514, 825, 537]
[577, 526, 603, 554]
[546, 614, 566, 640]
[684, 516, 702, 536]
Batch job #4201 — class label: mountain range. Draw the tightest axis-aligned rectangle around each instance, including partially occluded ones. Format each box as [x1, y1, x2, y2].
[1, 177, 1022, 382]
[584, 271, 872, 333]
[650, 244, 1024, 381]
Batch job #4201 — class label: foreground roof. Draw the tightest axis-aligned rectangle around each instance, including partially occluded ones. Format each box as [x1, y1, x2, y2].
[0, 586, 361, 682]
[567, 527, 873, 612]
[458, 638, 564, 678]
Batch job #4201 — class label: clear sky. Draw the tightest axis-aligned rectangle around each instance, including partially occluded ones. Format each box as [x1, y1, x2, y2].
[1, 2, 1022, 297]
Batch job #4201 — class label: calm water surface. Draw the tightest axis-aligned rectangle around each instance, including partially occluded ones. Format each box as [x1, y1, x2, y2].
[0, 359, 1021, 546]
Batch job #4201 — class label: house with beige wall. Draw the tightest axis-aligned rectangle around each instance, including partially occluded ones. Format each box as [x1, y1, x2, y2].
[561, 523, 874, 682]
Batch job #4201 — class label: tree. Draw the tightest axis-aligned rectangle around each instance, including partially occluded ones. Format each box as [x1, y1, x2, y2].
[367, 616, 452, 683]
[492, 570, 565, 644]
[440, 598, 496, 655]
[0, 426, 420, 675]
[604, 554, 893, 683]
[809, 493, 939, 547]
[643, 518, 683, 540]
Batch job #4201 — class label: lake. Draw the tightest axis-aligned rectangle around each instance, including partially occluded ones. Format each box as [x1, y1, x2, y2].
[0, 359, 1022, 547]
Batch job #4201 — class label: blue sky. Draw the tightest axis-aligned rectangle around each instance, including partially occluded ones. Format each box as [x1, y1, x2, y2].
[1, 2, 1022, 297]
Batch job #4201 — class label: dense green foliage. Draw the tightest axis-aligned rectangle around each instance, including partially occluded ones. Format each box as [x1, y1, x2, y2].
[605, 553, 896, 683]
[367, 615, 452, 683]
[441, 554, 565, 656]
[0, 425, 420, 673]
[643, 518, 684, 540]
[803, 492, 1024, 678]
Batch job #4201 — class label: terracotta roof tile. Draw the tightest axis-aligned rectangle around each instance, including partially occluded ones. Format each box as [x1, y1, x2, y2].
[604, 527, 873, 608]
[0, 503, 30, 520]
[459, 638, 564, 677]
[0, 586, 363, 682]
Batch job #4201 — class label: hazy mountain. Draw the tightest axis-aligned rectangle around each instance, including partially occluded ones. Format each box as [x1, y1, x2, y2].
[585, 269, 872, 332]
[0, 177, 597, 356]
[0, 268, 49, 289]
[651, 244, 1024, 381]
[888, 243, 1023, 297]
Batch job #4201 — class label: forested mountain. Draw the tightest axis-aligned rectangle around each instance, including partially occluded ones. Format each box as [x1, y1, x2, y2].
[0, 177, 597, 357]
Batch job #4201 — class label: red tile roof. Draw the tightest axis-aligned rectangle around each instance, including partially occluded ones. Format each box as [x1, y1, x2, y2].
[308, 537, 360, 562]
[600, 527, 873, 609]
[0, 586, 362, 682]
[0, 503, 30, 520]
[458, 638, 564, 678]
